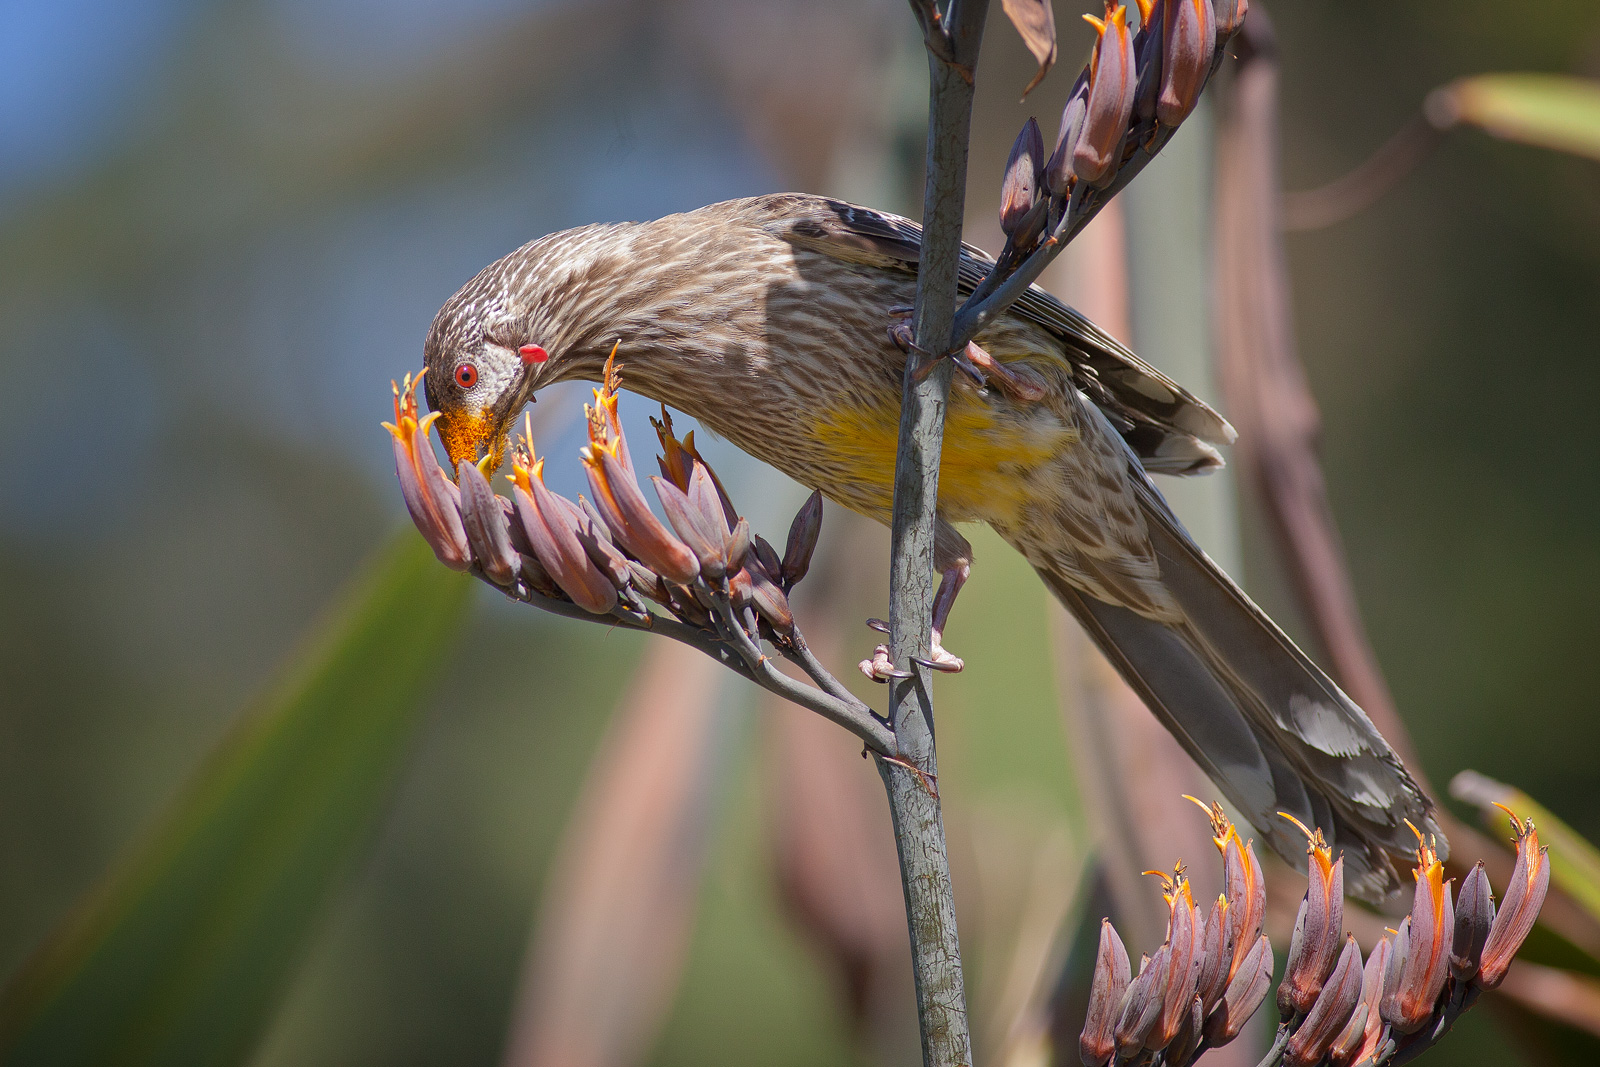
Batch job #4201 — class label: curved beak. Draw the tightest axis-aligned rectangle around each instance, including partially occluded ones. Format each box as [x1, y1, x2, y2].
[437, 407, 509, 476]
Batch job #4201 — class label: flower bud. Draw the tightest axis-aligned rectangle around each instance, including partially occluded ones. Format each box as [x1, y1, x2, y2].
[1383, 829, 1453, 1033]
[384, 373, 470, 570]
[1330, 932, 1391, 1067]
[725, 516, 751, 574]
[752, 534, 785, 583]
[1188, 797, 1263, 986]
[1132, 0, 1163, 122]
[1477, 808, 1550, 990]
[1152, 867, 1201, 1048]
[1285, 935, 1364, 1067]
[744, 562, 795, 631]
[1194, 893, 1232, 1015]
[654, 475, 728, 580]
[1204, 933, 1272, 1046]
[1157, 0, 1215, 125]
[1080, 919, 1131, 1067]
[1164, 994, 1205, 1067]
[1451, 861, 1495, 982]
[1000, 117, 1044, 236]
[1277, 815, 1344, 1017]
[1074, 3, 1138, 188]
[1115, 950, 1165, 1059]
[1045, 71, 1089, 197]
[1213, 0, 1247, 37]
[457, 459, 518, 586]
[584, 445, 700, 586]
[782, 490, 823, 587]
[509, 471, 617, 615]
[556, 493, 633, 591]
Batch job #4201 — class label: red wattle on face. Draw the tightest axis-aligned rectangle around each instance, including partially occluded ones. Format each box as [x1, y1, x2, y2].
[519, 344, 548, 364]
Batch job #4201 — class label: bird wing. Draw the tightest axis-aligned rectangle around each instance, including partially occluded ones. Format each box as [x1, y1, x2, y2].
[766, 194, 1235, 475]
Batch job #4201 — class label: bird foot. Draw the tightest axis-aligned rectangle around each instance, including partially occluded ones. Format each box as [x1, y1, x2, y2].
[859, 644, 911, 682]
[857, 622, 964, 682]
[955, 341, 1048, 403]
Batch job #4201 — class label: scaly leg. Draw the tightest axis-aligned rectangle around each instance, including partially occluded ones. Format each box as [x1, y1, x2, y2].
[860, 521, 973, 680]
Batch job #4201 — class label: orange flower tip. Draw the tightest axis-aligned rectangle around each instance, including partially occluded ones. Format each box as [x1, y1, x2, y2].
[1135, 0, 1155, 23]
[1084, 12, 1106, 34]
[1279, 812, 1330, 853]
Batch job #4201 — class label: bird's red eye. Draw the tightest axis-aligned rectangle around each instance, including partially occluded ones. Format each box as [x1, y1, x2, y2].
[455, 363, 478, 389]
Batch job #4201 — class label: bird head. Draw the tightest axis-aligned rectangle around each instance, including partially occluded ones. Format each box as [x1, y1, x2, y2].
[421, 275, 556, 475]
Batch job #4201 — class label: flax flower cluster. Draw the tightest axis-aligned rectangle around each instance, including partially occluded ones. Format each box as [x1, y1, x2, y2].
[955, 0, 1249, 352]
[383, 354, 894, 756]
[1080, 802, 1548, 1067]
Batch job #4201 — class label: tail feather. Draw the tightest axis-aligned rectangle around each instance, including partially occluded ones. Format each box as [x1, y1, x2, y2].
[1037, 485, 1442, 904]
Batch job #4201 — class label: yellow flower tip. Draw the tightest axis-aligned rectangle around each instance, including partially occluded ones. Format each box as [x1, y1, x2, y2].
[1109, 3, 1129, 30]
[1184, 794, 1234, 850]
[1135, 0, 1155, 23]
[1083, 12, 1106, 34]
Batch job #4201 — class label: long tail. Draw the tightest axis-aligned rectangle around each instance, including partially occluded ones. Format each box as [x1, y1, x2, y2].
[1036, 481, 1443, 904]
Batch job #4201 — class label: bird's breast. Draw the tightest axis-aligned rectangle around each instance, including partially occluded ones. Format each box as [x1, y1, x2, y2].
[798, 386, 1077, 525]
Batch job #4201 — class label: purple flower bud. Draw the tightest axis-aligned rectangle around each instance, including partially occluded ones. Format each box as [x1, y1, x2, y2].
[654, 475, 729, 580]
[1045, 71, 1089, 197]
[1132, 0, 1163, 122]
[1213, 0, 1248, 37]
[1285, 936, 1364, 1067]
[1080, 919, 1131, 1067]
[1277, 817, 1344, 1017]
[1157, 0, 1215, 125]
[556, 493, 633, 591]
[725, 516, 751, 574]
[510, 479, 617, 615]
[457, 460, 518, 586]
[1153, 869, 1201, 1048]
[782, 491, 823, 587]
[744, 562, 795, 631]
[1164, 994, 1205, 1067]
[1195, 893, 1233, 1015]
[1384, 834, 1452, 1033]
[1115, 949, 1166, 1059]
[752, 533, 785, 583]
[1477, 809, 1550, 990]
[1204, 934, 1272, 1046]
[584, 446, 701, 586]
[1073, 3, 1138, 188]
[1000, 117, 1045, 236]
[1451, 861, 1495, 982]
[1329, 933, 1391, 1067]
[384, 375, 471, 570]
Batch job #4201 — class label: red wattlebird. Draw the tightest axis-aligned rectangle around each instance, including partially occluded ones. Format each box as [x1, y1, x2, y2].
[421, 193, 1442, 902]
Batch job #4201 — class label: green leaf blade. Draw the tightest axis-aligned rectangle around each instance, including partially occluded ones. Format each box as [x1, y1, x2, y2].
[0, 531, 471, 1067]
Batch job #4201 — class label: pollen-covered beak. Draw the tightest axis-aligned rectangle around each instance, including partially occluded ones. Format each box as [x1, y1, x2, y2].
[438, 407, 509, 475]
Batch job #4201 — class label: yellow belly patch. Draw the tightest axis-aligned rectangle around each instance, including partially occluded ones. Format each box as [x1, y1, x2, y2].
[808, 393, 1074, 523]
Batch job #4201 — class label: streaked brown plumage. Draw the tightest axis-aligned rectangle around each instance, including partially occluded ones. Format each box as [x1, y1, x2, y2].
[422, 192, 1441, 902]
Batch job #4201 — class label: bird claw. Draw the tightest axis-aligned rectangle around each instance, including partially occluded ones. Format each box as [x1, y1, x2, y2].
[956, 341, 1048, 403]
[859, 644, 912, 682]
[866, 618, 891, 634]
[912, 653, 964, 673]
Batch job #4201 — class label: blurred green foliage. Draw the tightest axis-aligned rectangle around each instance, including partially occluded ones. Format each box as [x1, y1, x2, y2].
[0, 533, 469, 1065]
